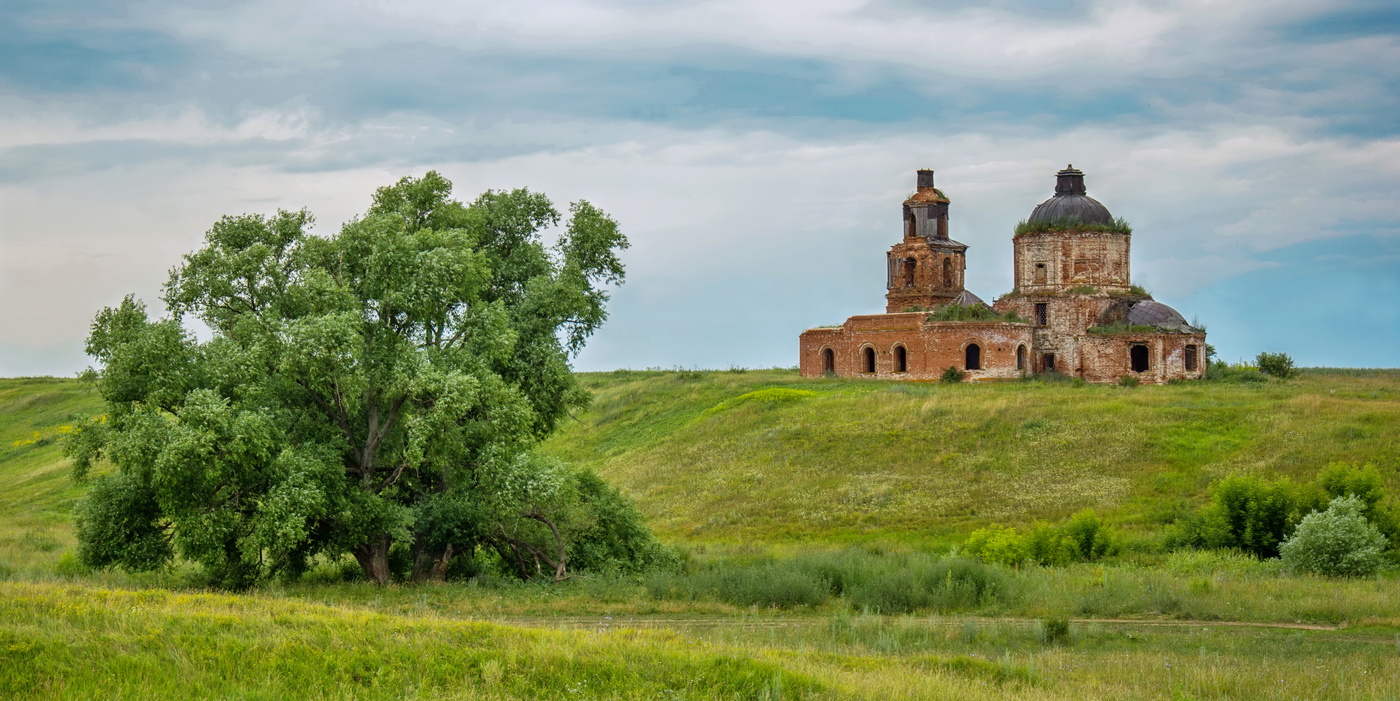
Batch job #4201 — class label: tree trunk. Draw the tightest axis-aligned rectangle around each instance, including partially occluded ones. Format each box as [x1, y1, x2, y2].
[354, 535, 392, 585]
[411, 541, 453, 583]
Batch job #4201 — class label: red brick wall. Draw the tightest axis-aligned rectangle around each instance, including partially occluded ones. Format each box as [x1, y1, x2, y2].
[800, 314, 1033, 381]
[1013, 230, 1131, 294]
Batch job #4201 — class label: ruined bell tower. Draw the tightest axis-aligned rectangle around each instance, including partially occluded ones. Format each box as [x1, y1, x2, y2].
[884, 170, 969, 313]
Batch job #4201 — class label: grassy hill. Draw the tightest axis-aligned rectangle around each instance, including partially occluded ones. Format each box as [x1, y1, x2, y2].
[4, 372, 1400, 700]
[541, 369, 1400, 546]
[0, 377, 102, 577]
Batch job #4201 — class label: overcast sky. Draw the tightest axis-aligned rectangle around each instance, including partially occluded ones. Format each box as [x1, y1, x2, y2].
[2, 0, 1397, 375]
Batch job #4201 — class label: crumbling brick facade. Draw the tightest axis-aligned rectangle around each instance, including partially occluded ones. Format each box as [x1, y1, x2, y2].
[800, 167, 1207, 384]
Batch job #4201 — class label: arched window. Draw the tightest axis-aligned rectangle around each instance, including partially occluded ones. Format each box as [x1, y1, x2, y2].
[942, 258, 953, 288]
[862, 347, 876, 373]
[894, 345, 907, 373]
[902, 258, 916, 287]
[1016, 344, 1027, 370]
[965, 343, 981, 371]
[1184, 345, 1198, 372]
[822, 348, 835, 375]
[1130, 344, 1149, 373]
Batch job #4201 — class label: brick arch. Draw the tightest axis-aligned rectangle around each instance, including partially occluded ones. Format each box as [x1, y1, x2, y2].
[960, 338, 986, 371]
[821, 346, 836, 375]
[858, 343, 877, 374]
[891, 343, 908, 373]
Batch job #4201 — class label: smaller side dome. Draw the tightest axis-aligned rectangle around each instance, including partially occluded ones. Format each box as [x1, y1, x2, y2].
[951, 290, 985, 307]
[1027, 165, 1114, 226]
[1126, 300, 1195, 332]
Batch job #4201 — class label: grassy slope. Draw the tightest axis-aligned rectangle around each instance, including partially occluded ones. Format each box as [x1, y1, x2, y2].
[541, 369, 1400, 546]
[4, 373, 1400, 700]
[0, 378, 103, 575]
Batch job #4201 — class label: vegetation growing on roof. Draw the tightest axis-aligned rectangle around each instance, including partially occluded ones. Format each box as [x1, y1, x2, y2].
[927, 303, 1028, 323]
[1087, 321, 1183, 335]
[1014, 216, 1133, 235]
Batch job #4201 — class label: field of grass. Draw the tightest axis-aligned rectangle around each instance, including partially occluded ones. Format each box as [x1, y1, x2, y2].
[542, 369, 1400, 545]
[3, 372, 1400, 699]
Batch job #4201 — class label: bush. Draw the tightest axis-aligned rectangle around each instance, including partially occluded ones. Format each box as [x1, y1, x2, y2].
[1256, 352, 1298, 379]
[941, 366, 966, 383]
[1117, 375, 1139, 387]
[1040, 616, 1071, 645]
[1280, 496, 1389, 577]
[966, 512, 1117, 567]
[964, 525, 1030, 566]
[1205, 361, 1269, 383]
[1171, 475, 1302, 559]
[1062, 510, 1116, 561]
[1313, 463, 1399, 544]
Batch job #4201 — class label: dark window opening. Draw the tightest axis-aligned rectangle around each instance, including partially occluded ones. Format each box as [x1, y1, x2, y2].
[1130, 344, 1150, 373]
[862, 347, 876, 373]
[942, 258, 953, 288]
[823, 348, 835, 375]
[1035, 303, 1048, 326]
[894, 345, 907, 373]
[1185, 345, 1198, 372]
[1034, 263, 1047, 284]
[902, 258, 916, 287]
[1016, 345, 1027, 370]
[1043, 353, 1056, 372]
[965, 344, 981, 371]
[905, 207, 915, 239]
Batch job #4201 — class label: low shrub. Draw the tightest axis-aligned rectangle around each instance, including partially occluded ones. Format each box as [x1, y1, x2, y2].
[1205, 361, 1268, 383]
[1256, 352, 1298, 379]
[965, 511, 1117, 567]
[940, 366, 966, 383]
[1314, 462, 1400, 545]
[1040, 616, 1071, 645]
[1280, 496, 1389, 577]
[1117, 375, 1139, 387]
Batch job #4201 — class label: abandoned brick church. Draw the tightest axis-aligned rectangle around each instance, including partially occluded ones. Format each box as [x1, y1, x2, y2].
[799, 167, 1206, 383]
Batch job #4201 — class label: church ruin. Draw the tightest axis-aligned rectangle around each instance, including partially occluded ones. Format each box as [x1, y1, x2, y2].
[799, 166, 1206, 384]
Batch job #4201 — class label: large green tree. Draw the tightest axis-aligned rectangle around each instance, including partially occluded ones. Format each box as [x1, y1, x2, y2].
[67, 172, 648, 587]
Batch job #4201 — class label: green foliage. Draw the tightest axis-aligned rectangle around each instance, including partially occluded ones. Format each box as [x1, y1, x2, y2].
[1061, 510, 1116, 561]
[64, 173, 644, 587]
[1064, 286, 1098, 295]
[1205, 360, 1269, 383]
[1171, 475, 1303, 558]
[926, 303, 1028, 323]
[963, 525, 1030, 566]
[940, 366, 966, 383]
[1256, 352, 1298, 379]
[1117, 375, 1140, 387]
[565, 469, 678, 574]
[1313, 462, 1400, 545]
[1039, 616, 1071, 645]
[964, 512, 1116, 567]
[1280, 496, 1389, 577]
[1127, 285, 1149, 297]
[1014, 216, 1132, 235]
[1086, 322, 1165, 335]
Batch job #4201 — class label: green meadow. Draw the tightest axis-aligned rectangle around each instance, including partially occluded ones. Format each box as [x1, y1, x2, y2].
[3, 371, 1400, 699]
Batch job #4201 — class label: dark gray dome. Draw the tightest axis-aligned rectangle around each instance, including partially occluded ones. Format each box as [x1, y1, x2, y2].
[952, 290, 985, 307]
[1027, 165, 1114, 226]
[1126, 300, 1194, 332]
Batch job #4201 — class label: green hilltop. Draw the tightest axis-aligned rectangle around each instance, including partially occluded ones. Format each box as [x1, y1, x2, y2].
[540, 369, 1400, 547]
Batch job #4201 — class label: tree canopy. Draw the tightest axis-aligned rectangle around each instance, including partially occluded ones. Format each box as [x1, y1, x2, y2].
[68, 172, 665, 587]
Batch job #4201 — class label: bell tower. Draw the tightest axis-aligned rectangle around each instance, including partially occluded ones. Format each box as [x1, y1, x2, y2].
[884, 170, 969, 313]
